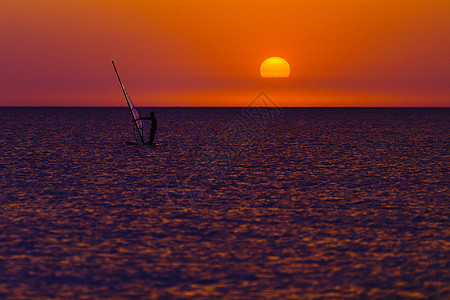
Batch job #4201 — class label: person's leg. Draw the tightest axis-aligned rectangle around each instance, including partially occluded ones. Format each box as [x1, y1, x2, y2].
[149, 129, 155, 144]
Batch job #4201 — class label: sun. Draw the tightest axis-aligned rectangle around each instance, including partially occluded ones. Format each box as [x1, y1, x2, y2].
[260, 57, 290, 78]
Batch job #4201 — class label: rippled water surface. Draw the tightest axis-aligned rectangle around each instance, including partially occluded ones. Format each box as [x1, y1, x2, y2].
[0, 107, 448, 298]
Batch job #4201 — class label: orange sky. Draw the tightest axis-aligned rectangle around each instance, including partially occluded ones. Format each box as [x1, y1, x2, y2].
[0, 0, 448, 106]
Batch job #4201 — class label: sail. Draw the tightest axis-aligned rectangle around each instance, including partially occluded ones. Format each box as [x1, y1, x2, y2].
[112, 61, 145, 144]
[123, 84, 144, 142]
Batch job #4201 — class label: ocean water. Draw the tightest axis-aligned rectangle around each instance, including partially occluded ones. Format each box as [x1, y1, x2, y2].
[0, 106, 448, 298]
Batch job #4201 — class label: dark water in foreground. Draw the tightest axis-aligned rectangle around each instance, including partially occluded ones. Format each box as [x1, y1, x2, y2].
[0, 107, 448, 298]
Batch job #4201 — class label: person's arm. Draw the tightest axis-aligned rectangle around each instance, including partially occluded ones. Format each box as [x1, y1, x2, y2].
[136, 116, 152, 120]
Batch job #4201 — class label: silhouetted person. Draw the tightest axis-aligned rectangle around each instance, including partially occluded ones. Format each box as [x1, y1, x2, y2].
[138, 111, 157, 145]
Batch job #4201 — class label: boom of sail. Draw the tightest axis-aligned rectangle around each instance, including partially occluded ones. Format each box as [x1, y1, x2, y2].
[112, 61, 145, 144]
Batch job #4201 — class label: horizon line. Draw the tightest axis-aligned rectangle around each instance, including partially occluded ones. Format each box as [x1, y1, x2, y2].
[0, 106, 448, 109]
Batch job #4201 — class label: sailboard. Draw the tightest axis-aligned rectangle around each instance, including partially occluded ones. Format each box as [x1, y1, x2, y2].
[125, 141, 158, 146]
[112, 61, 145, 145]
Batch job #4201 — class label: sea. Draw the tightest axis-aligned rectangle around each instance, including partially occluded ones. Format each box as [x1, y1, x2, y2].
[0, 106, 448, 298]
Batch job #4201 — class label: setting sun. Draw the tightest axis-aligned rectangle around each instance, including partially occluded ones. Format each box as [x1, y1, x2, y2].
[260, 57, 290, 78]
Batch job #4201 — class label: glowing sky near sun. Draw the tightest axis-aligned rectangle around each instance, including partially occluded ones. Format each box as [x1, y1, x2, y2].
[0, 0, 448, 106]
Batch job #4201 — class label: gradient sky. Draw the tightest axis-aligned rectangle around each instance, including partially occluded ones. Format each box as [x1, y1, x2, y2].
[0, 0, 448, 106]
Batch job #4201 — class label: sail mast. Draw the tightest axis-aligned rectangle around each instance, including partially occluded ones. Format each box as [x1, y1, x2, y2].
[112, 61, 145, 144]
